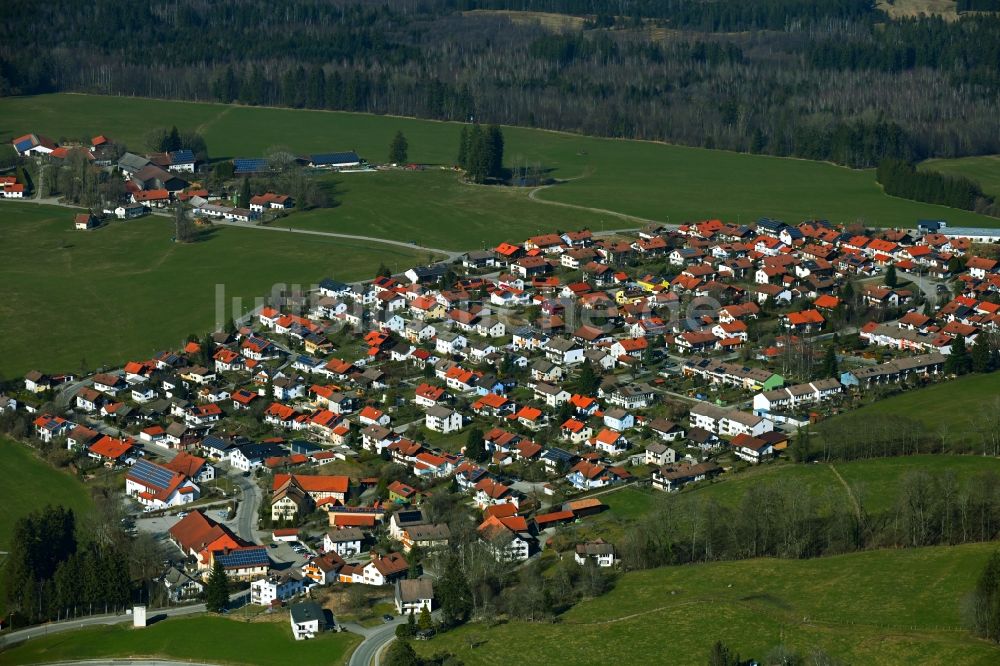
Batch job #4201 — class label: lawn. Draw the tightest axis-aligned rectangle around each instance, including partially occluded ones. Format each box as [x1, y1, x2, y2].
[0, 615, 360, 666]
[0, 437, 92, 549]
[600, 485, 663, 520]
[1, 93, 997, 236]
[0, 201, 431, 377]
[921, 155, 1000, 200]
[818, 372, 1000, 447]
[414, 543, 1000, 665]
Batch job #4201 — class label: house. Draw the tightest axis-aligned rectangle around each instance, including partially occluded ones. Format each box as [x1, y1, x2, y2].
[271, 477, 314, 521]
[648, 418, 685, 442]
[88, 435, 138, 466]
[732, 433, 775, 464]
[574, 539, 615, 567]
[651, 462, 722, 492]
[273, 473, 350, 504]
[361, 552, 409, 586]
[602, 408, 634, 431]
[644, 443, 676, 466]
[290, 601, 329, 640]
[399, 523, 451, 553]
[126, 459, 199, 510]
[208, 546, 270, 582]
[478, 514, 532, 562]
[302, 552, 346, 586]
[474, 478, 518, 509]
[323, 527, 365, 557]
[425, 405, 462, 433]
[395, 578, 434, 615]
[689, 403, 773, 438]
[389, 509, 428, 541]
[163, 567, 205, 602]
[250, 572, 304, 606]
[566, 460, 626, 491]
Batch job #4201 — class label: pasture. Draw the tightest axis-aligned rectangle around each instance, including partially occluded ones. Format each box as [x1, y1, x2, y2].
[921, 154, 1000, 200]
[0, 202, 430, 377]
[1, 93, 997, 239]
[415, 542, 1000, 665]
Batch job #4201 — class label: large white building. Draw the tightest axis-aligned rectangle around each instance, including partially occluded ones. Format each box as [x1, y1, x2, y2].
[689, 402, 773, 438]
[125, 459, 199, 511]
[250, 573, 304, 606]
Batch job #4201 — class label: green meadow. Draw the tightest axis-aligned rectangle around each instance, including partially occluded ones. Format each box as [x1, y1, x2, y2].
[921, 155, 1000, 200]
[414, 543, 1000, 665]
[0, 202, 430, 377]
[0, 436, 92, 549]
[1, 93, 997, 245]
[0, 615, 360, 666]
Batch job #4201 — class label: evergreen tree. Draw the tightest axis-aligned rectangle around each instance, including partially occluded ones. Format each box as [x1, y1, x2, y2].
[384, 640, 420, 666]
[971, 549, 1000, 643]
[792, 426, 812, 463]
[457, 126, 469, 168]
[465, 426, 487, 463]
[885, 263, 898, 288]
[574, 360, 600, 395]
[486, 124, 504, 178]
[418, 606, 433, 631]
[972, 335, 994, 373]
[819, 345, 839, 378]
[389, 131, 409, 165]
[174, 203, 195, 243]
[945, 336, 972, 375]
[205, 560, 229, 613]
[240, 177, 251, 208]
[437, 554, 472, 626]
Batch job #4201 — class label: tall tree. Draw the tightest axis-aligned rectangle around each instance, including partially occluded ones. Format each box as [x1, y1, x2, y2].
[457, 126, 469, 168]
[437, 554, 472, 626]
[389, 131, 409, 165]
[465, 427, 487, 463]
[174, 203, 195, 243]
[205, 560, 229, 613]
[819, 345, 839, 378]
[885, 263, 898, 289]
[972, 334, 994, 373]
[971, 549, 1000, 643]
[240, 177, 251, 208]
[945, 336, 972, 375]
[486, 125, 504, 178]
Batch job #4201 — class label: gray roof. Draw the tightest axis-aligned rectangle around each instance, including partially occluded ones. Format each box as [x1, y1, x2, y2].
[290, 600, 325, 625]
[396, 578, 434, 603]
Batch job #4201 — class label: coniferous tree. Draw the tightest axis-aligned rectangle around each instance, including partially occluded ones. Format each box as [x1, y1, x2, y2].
[819, 345, 839, 378]
[574, 360, 601, 395]
[457, 126, 469, 168]
[465, 426, 487, 462]
[972, 335, 994, 373]
[240, 177, 251, 208]
[885, 263, 898, 288]
[389, 131, 409, 165]
[945, 336, 972, 375]
[486, 124, 504, 178]
[205, 560, 229, 613]
[437, 553, 472, 626]
[971, 549, 1000, 643]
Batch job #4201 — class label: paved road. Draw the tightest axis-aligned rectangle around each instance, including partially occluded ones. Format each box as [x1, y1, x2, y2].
[346, 618, 405, 666]
[231, 473, 264, 543]
[0, 592, 250, 649]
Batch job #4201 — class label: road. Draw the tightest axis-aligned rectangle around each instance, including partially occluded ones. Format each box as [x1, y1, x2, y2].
[0, 590, 248, 649]
[231, 472, 264, 543]
[345, 617, 405, 666]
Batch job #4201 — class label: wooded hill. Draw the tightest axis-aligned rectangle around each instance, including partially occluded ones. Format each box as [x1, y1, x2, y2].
[1, 1, 998, 168]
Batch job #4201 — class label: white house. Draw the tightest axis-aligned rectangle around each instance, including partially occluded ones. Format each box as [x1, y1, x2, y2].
[574, 540, 615, 567]
[425, 405, 462, 433]
[250, 573, 304, 606]
[323, 528, 364, 558]
[689, 402, 773, 438]
[290, 601, 328, 640]
[125, 459, 199, 511]
[394, 578, 434, 615]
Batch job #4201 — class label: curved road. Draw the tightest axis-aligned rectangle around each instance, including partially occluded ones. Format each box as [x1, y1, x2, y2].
[346, 619, 403, 666]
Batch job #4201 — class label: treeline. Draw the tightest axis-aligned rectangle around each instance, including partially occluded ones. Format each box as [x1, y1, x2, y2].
[1, 2, 999, 166]
[616, 466, 1000, 571]
[877, 159, 992, 212]
[4, 505, 134, 623]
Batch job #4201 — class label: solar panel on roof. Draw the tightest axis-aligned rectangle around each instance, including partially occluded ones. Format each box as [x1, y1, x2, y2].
[170, 149, 195, 163]
[129, 459, 176, 490]
[309, 151, 360, 165]
[233, 158, 270, 174]
[14, 138, 34, 152]
[217, 547, 269, 567]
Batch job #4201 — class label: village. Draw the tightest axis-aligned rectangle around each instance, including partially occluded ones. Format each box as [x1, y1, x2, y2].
[3, 126, 1000, 655]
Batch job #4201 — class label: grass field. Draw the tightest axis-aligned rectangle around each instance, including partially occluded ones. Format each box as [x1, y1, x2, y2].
[415, 543, 1000, 665]
[0, 436, 92, 549]
[921, 154, 1000, 200]
[0, 202, 430, 377]
[0, 615, 360, 666]
[819, 372, 1000, 446]
[1, 93, 997, 237]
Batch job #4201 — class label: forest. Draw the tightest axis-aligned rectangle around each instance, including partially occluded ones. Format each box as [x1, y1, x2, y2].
[877, 158, 996, 215]
[1, 1, 998, 168]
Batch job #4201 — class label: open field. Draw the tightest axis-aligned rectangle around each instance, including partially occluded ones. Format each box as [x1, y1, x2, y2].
[818, 372, 1000, 447]
[921, 154, 1000, 200]
[1, 93, 997, 236]
[0, 202, 430, 377]
[415, 542, 1000, 665]
[0, 437, 92, 549]
[598, 454, 1000, 523]
[0, 615, 360, 666]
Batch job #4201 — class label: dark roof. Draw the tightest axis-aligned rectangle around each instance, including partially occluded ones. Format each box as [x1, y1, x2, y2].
[169, 149, 195, 164]
[233, 158, 271, 174]
[319, 278, 350, 292]
[309, 151, 360, 166]
[290, 600, 326, 624]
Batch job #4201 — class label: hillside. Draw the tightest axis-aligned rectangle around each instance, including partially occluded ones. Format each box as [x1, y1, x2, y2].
[2, 94, 998, 236]
[414, 543, 1000, 665]
[921, 155, 1000, 200]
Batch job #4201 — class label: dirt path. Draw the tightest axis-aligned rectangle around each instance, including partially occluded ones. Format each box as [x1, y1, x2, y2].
[527, 177, 674, 227]
[829, 463, 861, 517]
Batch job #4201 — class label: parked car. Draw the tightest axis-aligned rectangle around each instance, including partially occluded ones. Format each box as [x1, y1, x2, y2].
[382, 614, 394, 623]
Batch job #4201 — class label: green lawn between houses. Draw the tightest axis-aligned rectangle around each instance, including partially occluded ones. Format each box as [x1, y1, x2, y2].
[413, 542, 1000, 666]
[0, 202, 432, 378]
[0, 615, 360, 666]
[1, 93, 998, 251]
